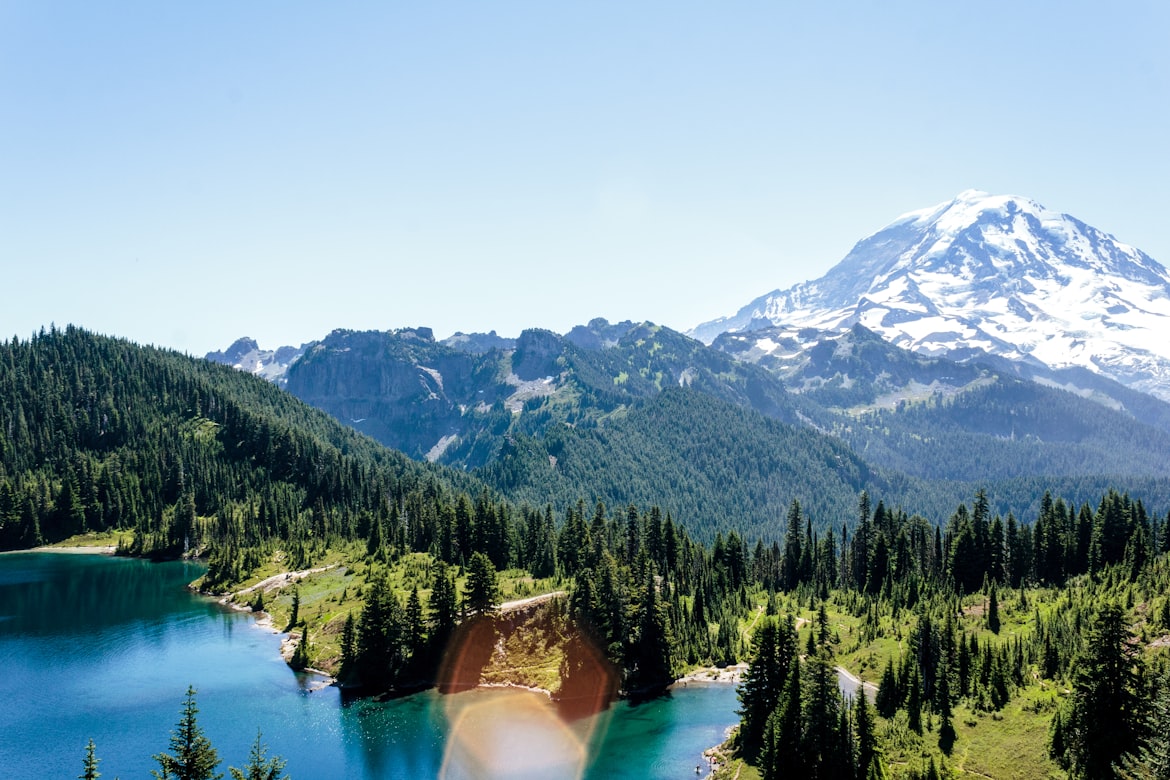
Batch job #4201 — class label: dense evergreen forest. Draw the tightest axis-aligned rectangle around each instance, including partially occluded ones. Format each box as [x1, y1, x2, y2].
[9, 328, 1170, 778]
[822, 375, 1170, 483]
[0, 326, 480, 556]
[479, 384, 1170, 544]
[481, 387, 876, 541]
[721, 488, 1170, 780]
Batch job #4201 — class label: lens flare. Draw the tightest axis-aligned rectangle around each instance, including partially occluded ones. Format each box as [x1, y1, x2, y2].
[441, 688, 587, 779]
[435, 609, 619, 778]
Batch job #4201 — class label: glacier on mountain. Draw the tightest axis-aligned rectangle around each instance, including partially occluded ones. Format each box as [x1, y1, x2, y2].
[690, 190, 1170, 402]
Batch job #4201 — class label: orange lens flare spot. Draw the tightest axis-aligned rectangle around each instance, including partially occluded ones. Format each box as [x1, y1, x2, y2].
[434, 608, 621, 777]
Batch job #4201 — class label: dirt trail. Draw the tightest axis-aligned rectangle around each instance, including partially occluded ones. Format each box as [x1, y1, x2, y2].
[497, 590, 566, 613]
[743, 605, 765, 635]
[230, 564, 339, 598]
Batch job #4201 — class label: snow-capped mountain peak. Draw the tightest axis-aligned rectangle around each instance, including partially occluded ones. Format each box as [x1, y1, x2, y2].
[690, 192, 1170, 401]
[897, 189, 1035, 231]
[205, 338, 307, 386]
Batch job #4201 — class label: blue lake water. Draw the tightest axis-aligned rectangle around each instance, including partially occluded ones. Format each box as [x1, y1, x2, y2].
[0, 553, 738, 779]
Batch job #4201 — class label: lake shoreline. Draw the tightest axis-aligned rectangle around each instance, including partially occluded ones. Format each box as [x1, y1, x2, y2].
[11, 545, 749, 700]
[674, 663, 747, 687]
[0, 544, 117, 555]
[1, 552, 744, 779]
[210, 589, 338, 689]
[208, 564, 746, 701]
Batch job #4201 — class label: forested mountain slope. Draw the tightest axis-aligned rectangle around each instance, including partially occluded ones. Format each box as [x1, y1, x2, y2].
[272, 319, 1170, 486]
[206, 319, 1170, 541]
[279, 320, 800, 470]
[0, 326, 481, 553]
[480, 387, 876, 542]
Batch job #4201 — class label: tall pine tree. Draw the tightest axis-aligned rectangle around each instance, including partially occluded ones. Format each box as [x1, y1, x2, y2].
[152, 686, 222, 780]
[1053, 603, 1142, 778]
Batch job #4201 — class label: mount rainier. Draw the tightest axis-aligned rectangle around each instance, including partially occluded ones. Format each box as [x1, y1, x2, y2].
[690, 190, 1170, 402]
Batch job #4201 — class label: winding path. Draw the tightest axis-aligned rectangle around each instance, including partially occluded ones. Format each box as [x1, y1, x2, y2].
[230, 564, 339, 597]
[498, 590, 566, 613]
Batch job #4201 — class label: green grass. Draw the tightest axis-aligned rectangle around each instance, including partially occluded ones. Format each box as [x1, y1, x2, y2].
[947, 687, 1065, 779]
[50, 530, 125, 548]
[207, 546, 565, 676]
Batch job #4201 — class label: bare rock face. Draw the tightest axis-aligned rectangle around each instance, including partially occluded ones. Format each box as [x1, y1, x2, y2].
[284, 329, 508, 461]
[512, 329, 565, 381]
[564, 319, 637, 351]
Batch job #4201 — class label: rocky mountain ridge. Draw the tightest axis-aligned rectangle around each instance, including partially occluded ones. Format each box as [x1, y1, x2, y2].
[204, 337, 307, 386]
[197, 191, 1170, 531]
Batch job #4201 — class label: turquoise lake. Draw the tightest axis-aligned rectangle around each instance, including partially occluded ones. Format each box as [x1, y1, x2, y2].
[0, 553, 738, 779]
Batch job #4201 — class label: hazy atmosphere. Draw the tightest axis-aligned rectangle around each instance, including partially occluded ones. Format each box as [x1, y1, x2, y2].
[2, 1, 1166, 354]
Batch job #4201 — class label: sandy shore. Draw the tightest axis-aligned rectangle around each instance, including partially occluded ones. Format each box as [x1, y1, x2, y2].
[0, 545, 117, 555]
[674, 663, 748, 686]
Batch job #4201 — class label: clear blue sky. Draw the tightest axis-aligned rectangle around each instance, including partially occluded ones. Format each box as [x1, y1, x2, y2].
[2, 1, 1167, 355]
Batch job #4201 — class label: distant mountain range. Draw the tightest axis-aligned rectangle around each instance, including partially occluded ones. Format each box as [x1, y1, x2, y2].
[204, 337, 307, 387]
[690, 190, 1170, 402]
[203, 192, 1170, 536]
[262, 320, 799, 468]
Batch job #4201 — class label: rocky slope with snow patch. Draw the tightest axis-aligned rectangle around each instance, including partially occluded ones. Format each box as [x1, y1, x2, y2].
[204, 337, 306, 386]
